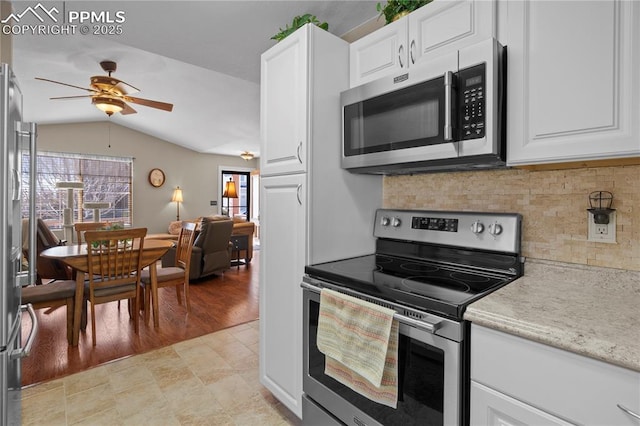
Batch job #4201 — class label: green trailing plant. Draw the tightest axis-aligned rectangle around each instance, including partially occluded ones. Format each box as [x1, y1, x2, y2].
[376, 0, 433, 25]
[271, 14, 329, 42]
[90, 222, 129, 248]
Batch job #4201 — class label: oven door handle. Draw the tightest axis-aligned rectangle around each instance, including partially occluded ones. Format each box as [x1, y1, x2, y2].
[301, 281, 442, 334]
[394, 312, 441, 334]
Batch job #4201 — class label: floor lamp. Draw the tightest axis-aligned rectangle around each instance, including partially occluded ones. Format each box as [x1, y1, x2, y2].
[222, 178, 238, 217]
[56, 181, 83, 242]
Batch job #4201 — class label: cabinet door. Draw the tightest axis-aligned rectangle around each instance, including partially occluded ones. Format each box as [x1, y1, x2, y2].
[259, 173, 306, 418]
[507, 0, 640, 166]
[409, 0, 496, 67]
[471, 325, 640, 425]
[349, 18, 407, 87]
[470, 381, 573, 426]
[260, 28, 308, 176]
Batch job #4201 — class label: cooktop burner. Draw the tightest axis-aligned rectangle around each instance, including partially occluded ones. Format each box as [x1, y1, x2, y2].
[305, 253, 515, 319]
[305, 209, 524, 320]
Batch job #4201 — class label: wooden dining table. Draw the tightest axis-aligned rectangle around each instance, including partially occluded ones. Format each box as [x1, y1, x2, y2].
[40, 239, 174, 346]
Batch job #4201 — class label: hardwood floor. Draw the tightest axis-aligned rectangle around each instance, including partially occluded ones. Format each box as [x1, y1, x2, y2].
[21, 251, 260, 387]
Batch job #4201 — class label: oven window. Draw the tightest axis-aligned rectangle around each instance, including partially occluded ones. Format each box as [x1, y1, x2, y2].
[308, 300, 444, 424]
[344, 76, 445, 157]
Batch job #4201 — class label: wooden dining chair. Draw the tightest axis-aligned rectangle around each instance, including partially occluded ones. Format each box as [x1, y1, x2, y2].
[140, 222, 196, 326]
[84, 227, 147, 346]
[21, 280, 77, 344]
[74, 222, 107, 244]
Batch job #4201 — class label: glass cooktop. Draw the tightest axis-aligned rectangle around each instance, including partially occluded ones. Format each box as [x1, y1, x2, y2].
[305, 253, 516, 320]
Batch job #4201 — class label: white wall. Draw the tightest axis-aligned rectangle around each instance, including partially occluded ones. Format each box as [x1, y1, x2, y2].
[37, 121, 258, 234]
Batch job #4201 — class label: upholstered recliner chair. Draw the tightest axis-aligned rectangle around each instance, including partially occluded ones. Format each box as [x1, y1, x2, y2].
[163, 218, 234, 281]
[22, 218, 73, 285]
[156, 216, 256, 264]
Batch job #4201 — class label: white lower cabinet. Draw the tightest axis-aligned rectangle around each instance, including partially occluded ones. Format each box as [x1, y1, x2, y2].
[470, 325, 640, 425]
[259, 174, 306, 417]
[470, 381, 572, 426]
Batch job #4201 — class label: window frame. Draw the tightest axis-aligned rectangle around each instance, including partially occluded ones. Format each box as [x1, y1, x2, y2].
[22, 151, 134, 229]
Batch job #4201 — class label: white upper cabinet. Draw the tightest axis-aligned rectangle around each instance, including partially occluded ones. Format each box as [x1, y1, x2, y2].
[260, 28, 308, 176]
[507, 0, 640, 167]
[349, 18, 407, 87]
[349, 0, 497, 87]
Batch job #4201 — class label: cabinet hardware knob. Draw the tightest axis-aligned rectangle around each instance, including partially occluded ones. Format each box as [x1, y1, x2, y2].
[410, 40, 416, 64]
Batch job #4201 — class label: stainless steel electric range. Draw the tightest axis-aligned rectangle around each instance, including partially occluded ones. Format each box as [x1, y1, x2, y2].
[301, 209, 523, 426]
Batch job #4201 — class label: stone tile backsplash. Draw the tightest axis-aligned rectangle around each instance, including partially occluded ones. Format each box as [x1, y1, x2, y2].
[383, 165, 639, 271]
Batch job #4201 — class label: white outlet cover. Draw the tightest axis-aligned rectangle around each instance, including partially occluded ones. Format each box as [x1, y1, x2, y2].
[587, 211, 616, 243]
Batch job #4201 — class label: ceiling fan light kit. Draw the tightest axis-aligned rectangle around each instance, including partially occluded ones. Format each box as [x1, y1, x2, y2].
[92, 96, 125, 116]
[240, 151, 254, 161]
[36, 60, 174, 117]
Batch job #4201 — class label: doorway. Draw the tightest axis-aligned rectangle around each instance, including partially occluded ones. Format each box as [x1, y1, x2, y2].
[221, 170, 250, 221]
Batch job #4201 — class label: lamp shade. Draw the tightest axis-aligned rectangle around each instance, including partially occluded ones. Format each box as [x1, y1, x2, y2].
[92, 96, 124, 116]
[222, 180, 238, 199]
[171, 187, 184, 203]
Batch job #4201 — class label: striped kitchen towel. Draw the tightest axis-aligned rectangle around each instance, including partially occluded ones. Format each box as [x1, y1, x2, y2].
[317, 288, 399, 408]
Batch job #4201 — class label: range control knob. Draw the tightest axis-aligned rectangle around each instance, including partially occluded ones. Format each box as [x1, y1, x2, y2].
[470, 220, 485, 234]
[391, 217, 402, 227]
[380, 216, 390, 226]
[488, 223, 503, 236]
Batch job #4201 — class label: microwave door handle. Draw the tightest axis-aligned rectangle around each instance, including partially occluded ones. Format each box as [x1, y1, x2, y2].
[398, 44, 404, 69]
[444, 71, 454, 141]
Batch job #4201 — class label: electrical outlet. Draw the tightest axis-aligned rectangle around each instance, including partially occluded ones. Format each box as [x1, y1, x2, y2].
[587, 212, 616, 243]
[595, 224, 608, 235]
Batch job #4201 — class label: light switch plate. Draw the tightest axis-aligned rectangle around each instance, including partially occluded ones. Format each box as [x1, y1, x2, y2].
[587, 211, 616, 243]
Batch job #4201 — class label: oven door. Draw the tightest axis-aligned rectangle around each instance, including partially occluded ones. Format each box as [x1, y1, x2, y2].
[302, 280, 464, 426]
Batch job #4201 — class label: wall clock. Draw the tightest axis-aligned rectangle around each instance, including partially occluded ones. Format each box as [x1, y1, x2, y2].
[148, 168, 166, 187]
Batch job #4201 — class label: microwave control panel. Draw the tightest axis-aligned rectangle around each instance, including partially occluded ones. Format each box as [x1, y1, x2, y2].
[459, 63, 485, 140]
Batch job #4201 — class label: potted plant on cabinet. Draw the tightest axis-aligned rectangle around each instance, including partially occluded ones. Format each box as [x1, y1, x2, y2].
[376, 0, 433, 25]
[271, 14, 329, 42]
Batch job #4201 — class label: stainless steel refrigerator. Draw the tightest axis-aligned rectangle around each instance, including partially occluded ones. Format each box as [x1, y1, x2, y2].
[1, 63, 38, 426]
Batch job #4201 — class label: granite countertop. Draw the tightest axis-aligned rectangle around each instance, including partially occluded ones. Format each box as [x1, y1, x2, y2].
[464, 259, 640, 373]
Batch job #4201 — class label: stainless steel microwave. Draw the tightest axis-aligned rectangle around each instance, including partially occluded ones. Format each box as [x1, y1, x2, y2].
[341, 38, 506, 174]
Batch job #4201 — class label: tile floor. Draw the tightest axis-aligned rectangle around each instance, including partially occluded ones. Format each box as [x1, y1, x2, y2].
[21, 320, 301, 425]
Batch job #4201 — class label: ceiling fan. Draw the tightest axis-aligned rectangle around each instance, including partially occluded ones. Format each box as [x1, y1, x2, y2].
[35, 60, 174, 116]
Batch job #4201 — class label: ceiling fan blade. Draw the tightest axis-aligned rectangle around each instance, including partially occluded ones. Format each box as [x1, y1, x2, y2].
[91, 75, 139, 96]
[35, 77, 96, 94]
[49, 95, 94, 100]
[120, 102, 137, 115]
[123, 96, 173, 112]
[113, 80, 139, 95]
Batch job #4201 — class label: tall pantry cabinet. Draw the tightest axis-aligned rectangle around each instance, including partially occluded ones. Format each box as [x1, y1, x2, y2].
[259, 24, 382, 418]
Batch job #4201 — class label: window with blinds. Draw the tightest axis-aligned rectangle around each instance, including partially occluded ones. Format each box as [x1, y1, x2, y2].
[22, 152, 133, 228]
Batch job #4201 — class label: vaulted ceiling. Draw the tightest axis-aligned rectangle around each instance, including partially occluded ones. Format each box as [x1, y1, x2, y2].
[10, 1, 379, 157]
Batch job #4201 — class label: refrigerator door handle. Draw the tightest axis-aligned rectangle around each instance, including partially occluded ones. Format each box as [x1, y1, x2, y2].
[11, 167, 20, 200]
[17, 122, 38, 286]
[10, 304, 38, 360]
